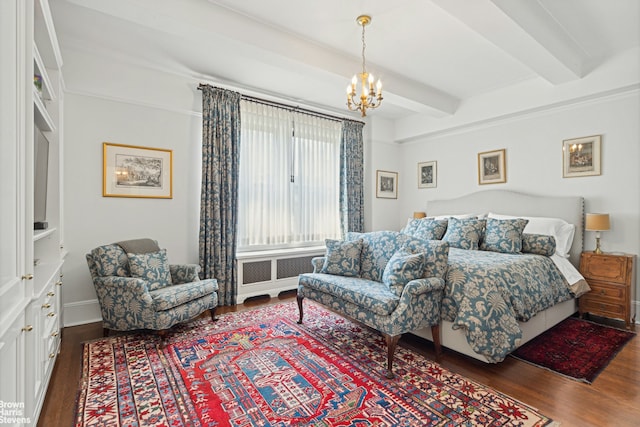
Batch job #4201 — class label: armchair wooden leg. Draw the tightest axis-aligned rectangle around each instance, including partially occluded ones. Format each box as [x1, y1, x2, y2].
[210, 307, 218, 322]
[384, 334, 401, 379]
[103, 328, 110, 337]
[296, 295, 304, 324]
[431, 324, 442, 362]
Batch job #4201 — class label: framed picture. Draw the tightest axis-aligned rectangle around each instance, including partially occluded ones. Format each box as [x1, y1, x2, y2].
[103, 142, 173, 198]
[562, 135, 601, 178]
[478, 149, 506, 185]
[376, 170, 398, 199]
[418, 161, 437, 188]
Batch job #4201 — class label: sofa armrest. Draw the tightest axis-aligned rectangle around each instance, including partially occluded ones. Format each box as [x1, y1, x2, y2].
[403, 277, 445, 296]
[170, 264, 201, 284]
[311, 257, 326, 273]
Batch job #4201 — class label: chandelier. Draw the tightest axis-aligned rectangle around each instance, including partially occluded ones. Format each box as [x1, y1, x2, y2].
[346, 15, 382, 117]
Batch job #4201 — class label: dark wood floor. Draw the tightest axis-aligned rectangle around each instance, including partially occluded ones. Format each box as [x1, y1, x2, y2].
[40, 291, 639, 427]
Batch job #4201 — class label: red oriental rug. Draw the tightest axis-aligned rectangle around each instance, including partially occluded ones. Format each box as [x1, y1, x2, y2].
[75, 301, 555, 426]
[511, 317, 635, 384]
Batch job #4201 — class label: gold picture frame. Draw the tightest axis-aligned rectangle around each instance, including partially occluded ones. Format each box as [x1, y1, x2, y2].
[103, 142, 173, 198]
[376, 170, 398, 199]
[478, 149, 506, 185]
[418, 161, 437, 188]
[562, 135, 601, 178]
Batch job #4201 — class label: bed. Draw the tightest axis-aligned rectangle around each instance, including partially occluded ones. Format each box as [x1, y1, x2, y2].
[409, 190, 587, 362]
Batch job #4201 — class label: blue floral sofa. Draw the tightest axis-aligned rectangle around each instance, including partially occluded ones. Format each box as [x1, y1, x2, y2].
[297, 231, 450, 378]
[86, 241, 218, 345]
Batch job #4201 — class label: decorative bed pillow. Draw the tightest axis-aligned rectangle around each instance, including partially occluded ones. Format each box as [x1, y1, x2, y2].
[480, 217, 529, 254]
[382, 251, 427, 295]
[522, 233, 556, 256]
[320, 239, 363, 277]
[400, 218, 421, 235]
[442, 217, 486, 250]
[127, 249, 173, 291]
[413, 218, 448, 241]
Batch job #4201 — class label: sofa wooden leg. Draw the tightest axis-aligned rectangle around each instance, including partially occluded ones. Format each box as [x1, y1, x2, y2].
[431, 324, 442, 361]
[157, 330, 168, 349]
[296, 295, 304, 324]
[210, 307, 218, 322]
[103, 328, 110, 337]
[384, 334, 401, 379]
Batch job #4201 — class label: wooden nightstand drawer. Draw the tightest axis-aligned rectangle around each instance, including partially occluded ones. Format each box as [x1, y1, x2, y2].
[584, 281, 626, 302]
[579, 297, 626, 318]
[580, 253, 629, 283]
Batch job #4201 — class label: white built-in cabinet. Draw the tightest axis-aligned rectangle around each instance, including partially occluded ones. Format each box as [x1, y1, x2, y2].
[0, 0, 64, 425]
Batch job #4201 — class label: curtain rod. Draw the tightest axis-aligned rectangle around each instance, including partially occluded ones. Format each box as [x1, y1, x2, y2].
[198, 83, 364, 125]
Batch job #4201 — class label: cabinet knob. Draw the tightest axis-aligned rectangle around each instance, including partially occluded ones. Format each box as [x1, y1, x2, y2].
[55, 281, 63, 286]
[22, 274, 34, 280]
[51, 331, 59, 338]
[49, 353, 56, 359]
[47, 291, 55, 297]
[42, 303, 51, 309]
[22, 325, 33, 332]
[47, 312, 56, 317]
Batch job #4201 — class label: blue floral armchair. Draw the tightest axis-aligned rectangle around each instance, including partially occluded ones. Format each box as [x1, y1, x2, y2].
[86, 241, 218, 344]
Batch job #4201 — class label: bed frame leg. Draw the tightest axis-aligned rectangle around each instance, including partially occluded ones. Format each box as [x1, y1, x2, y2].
[384, 334, 401, 379]
[296, 295, 304, 324]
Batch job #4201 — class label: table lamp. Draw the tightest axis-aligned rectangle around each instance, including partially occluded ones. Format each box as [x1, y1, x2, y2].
[585, 213, 610, 254]
[413, 212, 426, 219]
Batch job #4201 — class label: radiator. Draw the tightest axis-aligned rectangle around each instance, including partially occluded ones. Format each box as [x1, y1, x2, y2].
[236, 248, 324, 303]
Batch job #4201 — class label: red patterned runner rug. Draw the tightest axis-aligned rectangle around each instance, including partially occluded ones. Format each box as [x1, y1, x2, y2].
[511, 316, 635, 383]
[75, 301, 555, 426]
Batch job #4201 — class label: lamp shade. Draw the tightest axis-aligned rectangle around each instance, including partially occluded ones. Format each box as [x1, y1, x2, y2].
[585, 213, 610, 231]
[413, 212, 427, 219]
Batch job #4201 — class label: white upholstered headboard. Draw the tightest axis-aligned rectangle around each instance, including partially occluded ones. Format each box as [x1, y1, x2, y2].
[426, 190, 584, 267]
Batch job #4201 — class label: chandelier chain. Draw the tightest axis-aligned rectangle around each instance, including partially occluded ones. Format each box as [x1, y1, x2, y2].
[361, 23, 367, 74]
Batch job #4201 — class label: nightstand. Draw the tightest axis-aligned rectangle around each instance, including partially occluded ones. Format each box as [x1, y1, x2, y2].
[579, 252, 636, 329]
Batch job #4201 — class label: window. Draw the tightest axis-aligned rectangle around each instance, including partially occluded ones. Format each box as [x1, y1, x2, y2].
[237, 100, 342, 250]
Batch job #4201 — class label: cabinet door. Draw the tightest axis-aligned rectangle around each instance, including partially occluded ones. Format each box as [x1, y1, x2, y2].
[0, 313, 27, 427]
[0, 0, 29, 325]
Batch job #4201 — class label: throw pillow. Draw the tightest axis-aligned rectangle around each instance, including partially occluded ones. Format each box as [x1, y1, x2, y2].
[128, 249, 173, 291]
[522, 233, 556, 256]
[442, 217, 486, 250]
[414, 218, 448, 240]
[480, 217, 529, 254]
[320, 239, 363, 277]
[382, 251, 427, 296]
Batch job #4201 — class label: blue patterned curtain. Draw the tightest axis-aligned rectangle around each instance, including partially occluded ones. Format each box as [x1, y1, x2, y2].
[199, 85, 241, 306]
[340, 120, 365, 234]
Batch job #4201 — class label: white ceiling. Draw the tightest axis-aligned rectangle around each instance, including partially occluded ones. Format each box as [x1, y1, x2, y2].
[50, 0, 640, 121]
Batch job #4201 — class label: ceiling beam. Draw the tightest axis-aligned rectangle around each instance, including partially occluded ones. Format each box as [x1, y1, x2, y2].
[432, 0, 588, 84]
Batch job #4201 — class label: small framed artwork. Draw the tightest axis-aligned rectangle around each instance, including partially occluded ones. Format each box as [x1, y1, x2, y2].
[376, 170, 398, 199]
[103, 142, 173, 198]
[562, 135, 601, 178]
[418, 161, 437, 188]
[478, 149, 506, 185]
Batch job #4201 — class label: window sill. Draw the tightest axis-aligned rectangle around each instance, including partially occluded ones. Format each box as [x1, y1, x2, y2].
[236, 245, 326, 261]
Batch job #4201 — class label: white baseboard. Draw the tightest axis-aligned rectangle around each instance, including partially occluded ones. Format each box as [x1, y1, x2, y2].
[63, 299, 102, 327]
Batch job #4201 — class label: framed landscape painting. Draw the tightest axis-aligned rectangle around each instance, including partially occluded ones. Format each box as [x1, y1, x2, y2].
[103, 142, 173, 198]
[418, 161, 437, 188]
[478, 149, 506, 185]
[562, 135, 601, 178]
[376, 170, 398, 199]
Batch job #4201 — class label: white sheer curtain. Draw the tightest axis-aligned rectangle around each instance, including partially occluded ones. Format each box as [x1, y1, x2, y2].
[237, 100, 342, 250]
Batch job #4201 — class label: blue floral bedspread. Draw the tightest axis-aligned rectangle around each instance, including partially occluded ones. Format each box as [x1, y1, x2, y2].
[442, 248, 573, 362]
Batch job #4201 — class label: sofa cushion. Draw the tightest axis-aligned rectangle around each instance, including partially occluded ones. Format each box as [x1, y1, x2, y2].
[346, 231, 409, 282]
[382, 251, 427, 296]
[150, 279, 218, 311]
[320, 239, 363, 277]
[298, 273, 400, 316]
[480, 217, 529, 254]
[443, 217, 485, 250]
[128, 249, 173, 291]
[90, 244, 130, 277]
[403, 239, 450, 279]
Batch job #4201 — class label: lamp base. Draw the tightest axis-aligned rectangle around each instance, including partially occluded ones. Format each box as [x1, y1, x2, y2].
[593, 235, 603, 254]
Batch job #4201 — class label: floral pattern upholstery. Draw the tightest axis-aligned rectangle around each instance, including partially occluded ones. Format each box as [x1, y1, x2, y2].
[480, 217, 529, 254]
[320, 239, 363, 277]
[298, 231, 449, 376]
[86, 243, 219, 332]
[442, 247, 573, 362]
[522, 233, 556, 256]
[128, 249, 173, 290]
[382, 251, 428, 296]
[402, 218, 448, 241]
[442, 217, 486, 250]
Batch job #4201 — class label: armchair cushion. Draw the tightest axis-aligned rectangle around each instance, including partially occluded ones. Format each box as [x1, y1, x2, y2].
[150, 279, 218, 311]
[128, 249, 173, 291]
